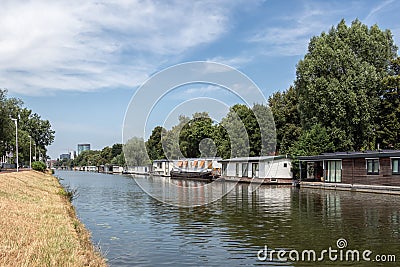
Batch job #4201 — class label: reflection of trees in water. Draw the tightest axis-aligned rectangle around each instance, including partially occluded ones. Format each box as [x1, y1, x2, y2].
[131, 178, 400, 259]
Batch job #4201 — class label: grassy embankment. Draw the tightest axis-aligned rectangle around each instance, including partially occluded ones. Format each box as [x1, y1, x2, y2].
[0, 170, 106, 266]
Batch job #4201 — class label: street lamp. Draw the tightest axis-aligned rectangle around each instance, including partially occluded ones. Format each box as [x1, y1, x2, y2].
[28, 135, 32, 169]
[10, 117, 18, 172]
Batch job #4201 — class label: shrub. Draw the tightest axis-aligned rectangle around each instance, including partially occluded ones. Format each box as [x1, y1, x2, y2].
[32, 161, 46, 172]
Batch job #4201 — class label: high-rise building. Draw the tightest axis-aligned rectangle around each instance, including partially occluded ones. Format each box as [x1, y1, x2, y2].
[69, 150, 76, 160]
[77, 144, 90, 155]
[59, 153, 70, 160]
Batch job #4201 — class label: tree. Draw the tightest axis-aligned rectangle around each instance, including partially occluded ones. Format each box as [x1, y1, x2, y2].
[111, 144, 123, 158]
[0, 89, 55, 162]
[252, 103, 276, 155]
[295, 19, 397, 151]
[74, 150, 101, 166]
[377, 57, 400, 149]
[268, 86, 302, 154]
[289, 124, 335, 179]
[218, 105, 249, 158]
[124, 137, 150, 166]
[162, 115, 189, 159]
[178, 112, 217, 158]
[145, 126, 166, 160]
[99, 146, 112, 164]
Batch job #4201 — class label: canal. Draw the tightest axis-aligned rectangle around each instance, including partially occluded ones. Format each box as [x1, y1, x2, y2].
[56, 171, 400, 266]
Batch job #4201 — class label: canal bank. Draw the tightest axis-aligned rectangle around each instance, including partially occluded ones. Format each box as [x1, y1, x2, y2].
[0, 170, 106, 266]
[301, 181, 400, 195]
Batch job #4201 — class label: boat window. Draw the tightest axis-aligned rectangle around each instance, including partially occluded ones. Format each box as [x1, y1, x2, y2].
[392, 158, 400, 174]
[366, 159, 379, 175]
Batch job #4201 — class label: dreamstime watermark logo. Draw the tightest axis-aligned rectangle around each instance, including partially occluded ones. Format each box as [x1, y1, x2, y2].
[257, 238, 397, 263]
[122, 61, 276, 207]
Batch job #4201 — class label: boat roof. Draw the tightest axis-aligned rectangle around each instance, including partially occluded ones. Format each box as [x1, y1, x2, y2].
[298, 150, 400, 161]
[218, 155, 288, 162]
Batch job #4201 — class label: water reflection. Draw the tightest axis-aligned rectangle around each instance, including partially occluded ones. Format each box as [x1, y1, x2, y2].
[56, 171, 400, 266]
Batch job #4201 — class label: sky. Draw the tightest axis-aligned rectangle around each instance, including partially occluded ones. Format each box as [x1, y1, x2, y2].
[1, 0, 400, 159]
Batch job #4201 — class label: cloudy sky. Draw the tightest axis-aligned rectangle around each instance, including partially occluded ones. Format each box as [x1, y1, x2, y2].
[2, 0, 399, 158]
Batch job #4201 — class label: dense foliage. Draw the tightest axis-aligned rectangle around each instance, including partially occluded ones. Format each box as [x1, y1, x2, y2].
[269, 19, 399, 158]
[56, 143, 126, 168]
[0, 89, 55, 165]
[139, 104, 275, 162]
[32, 161, 46, 172]
[295, 19, 398, 152]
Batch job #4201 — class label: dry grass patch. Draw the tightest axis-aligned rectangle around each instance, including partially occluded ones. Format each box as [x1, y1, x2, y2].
[0, 171, 107, 266]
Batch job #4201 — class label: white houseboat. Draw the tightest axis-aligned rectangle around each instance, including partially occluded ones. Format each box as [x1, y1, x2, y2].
[152, 159, 174, 177]
[218, 156, 292, 184]
[125, 165, 150, 175]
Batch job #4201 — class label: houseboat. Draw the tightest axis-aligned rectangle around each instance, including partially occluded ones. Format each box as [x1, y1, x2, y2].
[218, 155, 293, 184]
[298, 150, 400, 193]
[151, 159, 174, 177]
[124, 165, 151, 175]
[170, 158, 222, 181]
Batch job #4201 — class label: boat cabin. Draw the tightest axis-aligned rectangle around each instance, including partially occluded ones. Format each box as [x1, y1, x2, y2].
[218, 156, 292, 183]
[172, 158, 222, 174]
[152, 159, 174, 176]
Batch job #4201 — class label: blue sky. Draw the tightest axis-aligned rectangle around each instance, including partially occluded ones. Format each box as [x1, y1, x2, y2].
[2, 0, 400, 159]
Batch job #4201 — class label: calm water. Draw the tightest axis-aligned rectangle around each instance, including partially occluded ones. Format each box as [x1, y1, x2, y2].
[56, 171, 400, 266]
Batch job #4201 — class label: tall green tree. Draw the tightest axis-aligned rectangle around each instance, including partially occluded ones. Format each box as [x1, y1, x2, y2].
[252, 103, 276, 155]
[162, 115, 189, 159]
[179, 112, 217, 158]
[111, 144, 123, 159]
[268, 86, 302, 154]
[295, 19, 397, 151]
[145, 126, 166, 160]
[377, 57, 400, 149]
[0, 89, 55, 163]
[218, 105, 250, 158]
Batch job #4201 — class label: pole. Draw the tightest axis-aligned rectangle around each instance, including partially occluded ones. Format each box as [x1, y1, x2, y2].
[29, 135, 32, 169]
[34, 143, 37, 161]
[10, 118, 18, 172]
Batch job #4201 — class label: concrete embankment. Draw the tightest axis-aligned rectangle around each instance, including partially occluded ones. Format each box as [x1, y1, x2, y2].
[301, 181, 400, 195]
[0, 170, 106, 266]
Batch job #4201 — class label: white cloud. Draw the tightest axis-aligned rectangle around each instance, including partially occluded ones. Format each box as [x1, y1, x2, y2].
[0, 0, 234, 95]
[247, 1, 359, 56]
[207, 55, 253, 68]
[364, 0, 395, 23]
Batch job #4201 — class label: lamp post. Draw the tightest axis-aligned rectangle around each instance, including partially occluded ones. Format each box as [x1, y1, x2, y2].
[10, 117, 18, 172]
[29, 135, 32, 169]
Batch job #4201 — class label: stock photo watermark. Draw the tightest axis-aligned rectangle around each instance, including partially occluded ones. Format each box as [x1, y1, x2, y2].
[257, 238, 396, 263]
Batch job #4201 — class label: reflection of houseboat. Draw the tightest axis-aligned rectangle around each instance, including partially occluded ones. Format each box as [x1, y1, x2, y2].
[170, 158, 222, 181]
[218, 156, 292, 184]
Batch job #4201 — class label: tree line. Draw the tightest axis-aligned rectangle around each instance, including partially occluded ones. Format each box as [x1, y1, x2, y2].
[123, 104, 275, 166]
[54, 143, 125, 168]
[0, 89, 55, 166]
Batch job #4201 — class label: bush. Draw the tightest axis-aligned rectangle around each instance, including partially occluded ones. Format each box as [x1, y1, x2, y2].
[32, 161, 46, 172]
